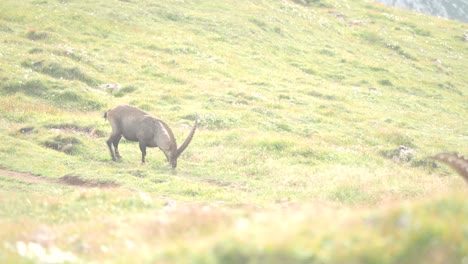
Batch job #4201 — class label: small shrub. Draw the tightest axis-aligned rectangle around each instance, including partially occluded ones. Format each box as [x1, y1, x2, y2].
[128, 169, 147, 178]
[160, 11, 183, 22]
[249, 18, 267, 31]
[43, 135, 82, 155]
[150, 71, 185, 84]
[28, 48, 44, 54]
[385, 43, 416, 60]
[360, 31, 383, 44]
[26, 29, 49, 40]
[319, 49, 335, 57]
[411, 158, 440, 170]
[414, 28, 431, 37]
[114, 85, 137, 97]
[300, 68, 316, 75]
[326, 73, 345, 81]
[201, 114, 237, 130]
[378, 79, 393, 86]
[369, 67, 388, 72]
[137, 103, 153, 111]
[258, 139, 290, 153]
[295, 149, 337, 163]
[228, 92, 264, 102]
[307, 91, 338, 100]
[274, 122, 291, 132]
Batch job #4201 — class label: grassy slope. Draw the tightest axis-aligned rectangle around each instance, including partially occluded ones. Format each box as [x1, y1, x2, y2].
[0, 0, 467, 263]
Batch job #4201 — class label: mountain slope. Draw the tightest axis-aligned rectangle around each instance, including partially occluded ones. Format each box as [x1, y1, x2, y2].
[0, 0, 467, 262]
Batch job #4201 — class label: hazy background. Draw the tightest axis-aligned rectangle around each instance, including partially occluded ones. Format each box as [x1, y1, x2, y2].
[375, 0, 468, 22]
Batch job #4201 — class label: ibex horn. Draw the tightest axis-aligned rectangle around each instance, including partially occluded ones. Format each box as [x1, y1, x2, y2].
[176, 119, 199, 158]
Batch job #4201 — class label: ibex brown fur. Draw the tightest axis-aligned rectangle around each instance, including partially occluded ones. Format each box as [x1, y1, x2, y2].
[430, 152, 468, 183]
[104, 104, 198, 168]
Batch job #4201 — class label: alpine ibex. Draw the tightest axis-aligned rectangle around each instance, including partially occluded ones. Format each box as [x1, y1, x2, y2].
[104, 104, 198, 168]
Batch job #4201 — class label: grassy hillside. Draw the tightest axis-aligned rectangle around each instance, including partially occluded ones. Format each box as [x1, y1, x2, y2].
[0, 0, 467, 263]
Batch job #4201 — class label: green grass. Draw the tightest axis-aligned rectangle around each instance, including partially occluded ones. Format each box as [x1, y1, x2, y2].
[0, 0, 467, 263]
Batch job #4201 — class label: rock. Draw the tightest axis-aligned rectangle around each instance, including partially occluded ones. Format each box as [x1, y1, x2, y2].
[98, 83, 121, 93]
[397, 145, 415, 163]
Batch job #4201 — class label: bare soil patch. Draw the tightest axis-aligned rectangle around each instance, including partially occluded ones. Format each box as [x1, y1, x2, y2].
[59, 174, 119, 188]
[0, 169, 52, 185]
[0, 169, 119, 188]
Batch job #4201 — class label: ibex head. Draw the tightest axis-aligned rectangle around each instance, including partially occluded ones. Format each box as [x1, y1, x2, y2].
[159, 119, 199, 169]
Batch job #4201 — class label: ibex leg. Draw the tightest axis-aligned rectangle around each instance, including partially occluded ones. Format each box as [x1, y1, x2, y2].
[113, 135, 122, 159]
[106, 137, 116, 161]
[107, 134, 122, 161]
[139, 142, 147, 163]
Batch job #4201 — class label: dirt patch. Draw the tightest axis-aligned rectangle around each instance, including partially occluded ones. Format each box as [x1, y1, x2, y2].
[59, 174, 119, 188]
[0, 169, 52, 185]
[0, 169, 119, 189]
